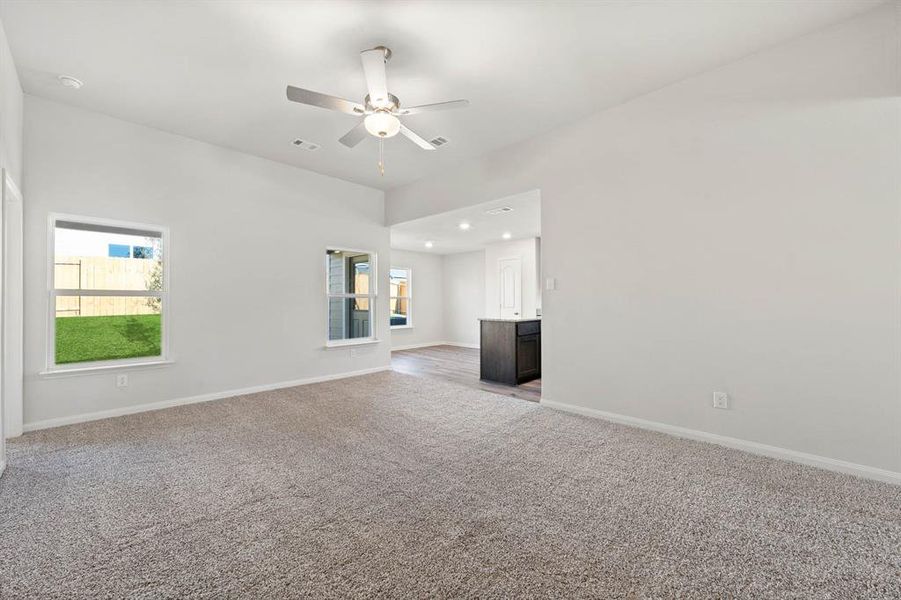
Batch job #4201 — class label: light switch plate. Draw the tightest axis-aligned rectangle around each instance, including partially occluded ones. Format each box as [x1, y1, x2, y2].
[712, 392, 729, 409]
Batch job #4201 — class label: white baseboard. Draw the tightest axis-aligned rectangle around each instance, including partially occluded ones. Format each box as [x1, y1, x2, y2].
[442, 341, 480, 349]
[391, 341, 447, 351]
[541, 398, 901, 485]
[23, 366, 392, 433]
[391, 341, 480, 351]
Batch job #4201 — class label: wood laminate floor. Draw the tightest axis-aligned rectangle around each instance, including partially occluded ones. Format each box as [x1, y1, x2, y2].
[391, 345, 542, 403]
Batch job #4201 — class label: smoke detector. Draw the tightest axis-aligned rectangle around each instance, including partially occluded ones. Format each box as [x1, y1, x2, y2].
[485, 206, 514, 215]
[292, 138, 320, 151]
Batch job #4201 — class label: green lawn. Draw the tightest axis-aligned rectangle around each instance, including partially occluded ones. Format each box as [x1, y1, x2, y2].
[56, 314, 161, 364]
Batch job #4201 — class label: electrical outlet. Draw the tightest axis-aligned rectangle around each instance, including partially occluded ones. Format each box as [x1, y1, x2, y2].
[350, 345, 375, 359]
[712, 392, 729, 409]
[116, 374, 128, 388]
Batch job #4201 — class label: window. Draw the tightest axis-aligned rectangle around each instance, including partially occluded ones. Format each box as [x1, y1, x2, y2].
[389, 267, 412, 328]
[49, 215, 168, 370]
[326, 249, 377, 344]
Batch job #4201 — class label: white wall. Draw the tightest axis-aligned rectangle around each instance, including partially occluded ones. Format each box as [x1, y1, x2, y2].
[0, 18, 22, 188]
[386, 5, 901, 475]
[389, 249, 444, 349]
[391, 240, 540, 347]
[442, 250, 485, 347]
[484, 237, 540, 319]
[23, 97, 389, 428]
[0, 16, 24, 470]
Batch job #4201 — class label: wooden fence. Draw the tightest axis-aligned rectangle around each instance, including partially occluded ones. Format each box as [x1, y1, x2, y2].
[55, 256, 160, 317]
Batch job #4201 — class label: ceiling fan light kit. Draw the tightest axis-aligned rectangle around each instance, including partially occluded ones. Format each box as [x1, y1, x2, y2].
[364, 112, 400, 138]
[286, 45, 469, 175]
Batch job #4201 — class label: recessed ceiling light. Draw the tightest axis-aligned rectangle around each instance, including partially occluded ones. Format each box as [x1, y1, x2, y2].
[502, 232, 512, 240]
[425, 241, 434, 248]
[459, 222, 471, 231]
[58, 75, 84, 89]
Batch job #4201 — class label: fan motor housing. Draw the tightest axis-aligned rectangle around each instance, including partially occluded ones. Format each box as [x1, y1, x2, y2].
[364, 93, 399, 112]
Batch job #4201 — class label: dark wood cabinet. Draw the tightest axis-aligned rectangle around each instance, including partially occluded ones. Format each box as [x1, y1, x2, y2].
[480, 319, 541, 385]
[516, 334, 541, 381]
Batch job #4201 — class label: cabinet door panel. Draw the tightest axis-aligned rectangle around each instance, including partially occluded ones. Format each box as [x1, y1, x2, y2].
[516, 334, 541, 382]
[517, 320, 541, 336]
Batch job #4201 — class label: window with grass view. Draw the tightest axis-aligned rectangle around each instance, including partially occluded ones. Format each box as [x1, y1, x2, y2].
[51, 217, 167, 367]
[327, 249, 376, 343]
[389, 268, 411, 328]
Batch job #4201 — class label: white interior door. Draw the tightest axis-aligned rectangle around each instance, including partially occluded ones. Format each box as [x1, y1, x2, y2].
[498, 257, 522, 318]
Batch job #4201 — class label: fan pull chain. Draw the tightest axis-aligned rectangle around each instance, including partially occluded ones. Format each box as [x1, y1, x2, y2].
[378, 138, 385, 176]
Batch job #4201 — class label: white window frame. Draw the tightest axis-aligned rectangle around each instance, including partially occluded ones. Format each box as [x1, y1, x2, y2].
[43, 213, 171, 374]
[389, 266, 413, 329]
[325, 247, 378, 347]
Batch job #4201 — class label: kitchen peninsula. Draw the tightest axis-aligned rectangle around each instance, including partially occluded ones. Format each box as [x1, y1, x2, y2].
[479, 318, 541, 385]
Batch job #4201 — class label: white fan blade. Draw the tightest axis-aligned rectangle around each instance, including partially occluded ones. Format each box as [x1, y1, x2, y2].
[360, 48, 390, 107]
[399, 124, 435, 150]
[286, 86, 364, 115]
[397, 99, 469, 115]
[338, 121, 368, 148]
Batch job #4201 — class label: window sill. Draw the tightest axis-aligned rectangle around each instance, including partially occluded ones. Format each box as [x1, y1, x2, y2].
[39, 359, 175, 378]
[390, 325, 414, 330]
[324, 338, 381, 349]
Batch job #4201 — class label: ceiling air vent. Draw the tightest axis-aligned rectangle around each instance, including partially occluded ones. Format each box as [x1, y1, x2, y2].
[485, 206, 514, 215]
[429, 136, 449, 148]
[292, 138, 320, 151]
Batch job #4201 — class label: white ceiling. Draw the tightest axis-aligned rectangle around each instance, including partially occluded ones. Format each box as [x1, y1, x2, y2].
[1, 1, 884, 191]
[391, 190, 539, 254]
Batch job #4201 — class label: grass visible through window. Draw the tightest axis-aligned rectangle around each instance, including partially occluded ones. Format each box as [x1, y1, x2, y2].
[55, 314, 161, 364]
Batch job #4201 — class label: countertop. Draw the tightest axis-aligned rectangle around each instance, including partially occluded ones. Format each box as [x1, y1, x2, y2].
[478, 317, 541, 323]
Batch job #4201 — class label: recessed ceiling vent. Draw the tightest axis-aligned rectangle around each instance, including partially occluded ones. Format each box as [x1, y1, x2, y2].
[292, 138, 320, 151]
[485, 206, 514, 215]
[429, 136, 449, 148]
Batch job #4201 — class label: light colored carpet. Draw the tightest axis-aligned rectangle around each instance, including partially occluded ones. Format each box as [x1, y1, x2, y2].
[0, 371, 898, 599]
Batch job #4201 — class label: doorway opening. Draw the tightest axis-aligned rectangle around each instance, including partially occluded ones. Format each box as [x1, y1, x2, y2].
[388, 189, 542, 402]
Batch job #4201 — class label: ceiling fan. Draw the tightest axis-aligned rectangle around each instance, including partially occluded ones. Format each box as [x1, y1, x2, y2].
[286, 46, 469, 175]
